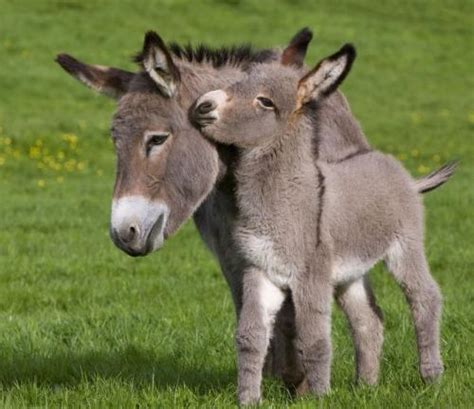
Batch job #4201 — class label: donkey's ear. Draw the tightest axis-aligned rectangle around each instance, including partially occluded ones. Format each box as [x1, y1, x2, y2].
[281, 27, 313, 67]
[135, 31, 180, 97]
[296, 43, 356, 109]
[55, 54, 133, 99]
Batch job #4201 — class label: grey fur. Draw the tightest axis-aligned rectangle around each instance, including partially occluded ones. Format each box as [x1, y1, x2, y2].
[56, 31, 453, 405]
[193, 44, 449, 404]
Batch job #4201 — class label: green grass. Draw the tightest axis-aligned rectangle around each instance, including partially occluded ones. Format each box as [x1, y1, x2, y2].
[0, 0, 473, 407]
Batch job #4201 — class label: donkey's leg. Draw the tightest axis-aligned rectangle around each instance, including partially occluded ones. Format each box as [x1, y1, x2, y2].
[290, 264, 333, 396]
[270, 295, 307, 393]
[236, 269, 285, 405]
[220, 264, 302, 392]
[263, 298, 293, 378]
[336, 276, 384, 385]
[385, 240, 443, 382]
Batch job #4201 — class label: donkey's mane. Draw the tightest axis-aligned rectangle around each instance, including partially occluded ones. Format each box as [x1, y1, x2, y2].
[134, 43, 276, 69]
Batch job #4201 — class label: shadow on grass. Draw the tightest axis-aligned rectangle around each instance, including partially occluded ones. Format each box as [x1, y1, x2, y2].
[0, 345, 235, 395]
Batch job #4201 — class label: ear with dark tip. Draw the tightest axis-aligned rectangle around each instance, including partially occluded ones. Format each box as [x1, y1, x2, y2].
[296, 43, 356, 109]
[55, 54, 134, 99]
[135, 31, 180, 97]
[281, 27, 313, 67]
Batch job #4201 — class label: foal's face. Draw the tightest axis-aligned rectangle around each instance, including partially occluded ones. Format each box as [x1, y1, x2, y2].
[194, 64, 301, 147]
[194, 44, 356, 149]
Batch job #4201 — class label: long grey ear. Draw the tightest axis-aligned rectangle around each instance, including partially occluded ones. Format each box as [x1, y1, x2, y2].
[296, 43, 356, 109]
[55, 54, 134, 99]
[135, 31, 180, 97]
[281, 27, 313, 67]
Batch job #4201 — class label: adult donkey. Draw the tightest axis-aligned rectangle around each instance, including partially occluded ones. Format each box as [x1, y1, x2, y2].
[56, 29, 453, 399]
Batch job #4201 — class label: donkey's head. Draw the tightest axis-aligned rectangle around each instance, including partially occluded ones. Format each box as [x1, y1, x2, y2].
[193, 43, 356, 148]
[57, 32, 220, 256]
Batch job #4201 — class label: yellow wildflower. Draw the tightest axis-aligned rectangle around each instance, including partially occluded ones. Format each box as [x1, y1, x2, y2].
[417, 164, 430, 174]
[65, 159, 76, 172]
[29, 146, 41, 158]
[37, 179, 46, 188]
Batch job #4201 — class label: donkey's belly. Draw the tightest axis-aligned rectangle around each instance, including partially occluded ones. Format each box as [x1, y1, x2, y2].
[330, 255, 379, 286]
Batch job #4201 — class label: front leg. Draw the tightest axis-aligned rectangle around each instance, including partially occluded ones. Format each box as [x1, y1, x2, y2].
[290, 261, 333, 396]
[268, 296, 307, 393]
[236, 268, 285, 405]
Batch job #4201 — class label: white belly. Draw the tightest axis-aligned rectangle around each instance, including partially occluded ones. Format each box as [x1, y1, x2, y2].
[240, 232, 380, 289]
[331, 256, 378, 285]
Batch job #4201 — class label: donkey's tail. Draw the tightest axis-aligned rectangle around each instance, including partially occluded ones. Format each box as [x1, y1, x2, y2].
[415, 160, 458, 194]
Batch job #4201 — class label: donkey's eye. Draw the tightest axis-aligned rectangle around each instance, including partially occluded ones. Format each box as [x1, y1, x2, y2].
[256, 96, 275, 110]
[146, 133, 170, 155]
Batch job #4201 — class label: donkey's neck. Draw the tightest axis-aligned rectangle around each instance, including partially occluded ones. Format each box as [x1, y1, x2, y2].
[239, 116, 317, 180]
[236, 117, 321, 217]
[233, 118, 322, 266]
[315, 91, 372, 162]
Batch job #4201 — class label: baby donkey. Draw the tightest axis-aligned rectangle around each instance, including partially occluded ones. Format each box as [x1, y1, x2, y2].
[192, 45, 446, 404]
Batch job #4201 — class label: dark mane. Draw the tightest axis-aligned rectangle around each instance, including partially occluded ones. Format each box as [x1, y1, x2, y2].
[134, 42, 276, 69]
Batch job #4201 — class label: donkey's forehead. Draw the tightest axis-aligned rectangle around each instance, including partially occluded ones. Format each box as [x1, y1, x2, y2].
[229, 63, 300, 108]
[115, 87, 183, 118]
[112, 92, 186, 137]
[241, 63, 301, 92]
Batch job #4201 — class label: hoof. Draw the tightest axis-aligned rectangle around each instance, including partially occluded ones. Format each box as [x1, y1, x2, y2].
[308, 380, 330, 397]
[295, 377, 310, 397]
[239, 390, 262, 407]
[357, 372, 379, 386]
[421, 362, 444, 383]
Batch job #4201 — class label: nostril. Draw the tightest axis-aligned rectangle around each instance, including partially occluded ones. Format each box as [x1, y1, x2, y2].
[122, 225, 138, 244]
[197, 100, 215, 115]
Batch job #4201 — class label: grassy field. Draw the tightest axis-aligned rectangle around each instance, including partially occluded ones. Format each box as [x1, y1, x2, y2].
[0, 0, 473, 407]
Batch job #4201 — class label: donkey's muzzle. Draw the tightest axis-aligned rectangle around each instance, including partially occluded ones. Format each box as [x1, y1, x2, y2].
[196, 100, 216, 115]
[110, 196, 169, 257]
[191, 89, 229, 128]
[110, 225, 147, 257]
[191, 99, 218, 128]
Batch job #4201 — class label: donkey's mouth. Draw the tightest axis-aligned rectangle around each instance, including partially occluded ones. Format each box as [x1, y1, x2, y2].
[145, 212, 167, 253]
[191, 113, 218, 129]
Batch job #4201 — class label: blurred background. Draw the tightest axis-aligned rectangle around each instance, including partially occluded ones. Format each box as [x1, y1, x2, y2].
[0, 0, 472, 407]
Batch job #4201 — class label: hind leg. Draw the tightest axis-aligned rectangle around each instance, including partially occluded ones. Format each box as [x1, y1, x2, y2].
[336, 276, 384, 385]
[385, 240, 443, 382]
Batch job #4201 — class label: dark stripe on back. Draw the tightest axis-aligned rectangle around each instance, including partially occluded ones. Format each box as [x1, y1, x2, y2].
[327, 148, 373, 164]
